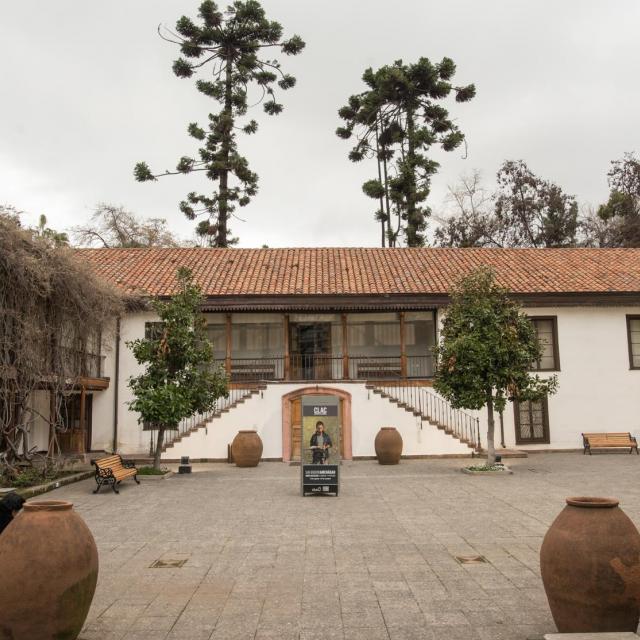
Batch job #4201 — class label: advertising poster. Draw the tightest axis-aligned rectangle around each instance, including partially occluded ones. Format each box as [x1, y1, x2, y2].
[301, 395, 341, 465]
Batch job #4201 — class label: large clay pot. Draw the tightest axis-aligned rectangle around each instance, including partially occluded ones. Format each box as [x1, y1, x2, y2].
[0, 500, 99, 640]
[232, 430, 263, 467]
[540, 496, 640, 633]
[375, 427, 403, 464]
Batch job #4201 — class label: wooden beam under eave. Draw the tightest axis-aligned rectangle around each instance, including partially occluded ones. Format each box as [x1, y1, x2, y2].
[399, 311, 407, 378]
[283, 314, 290, 380]
[342, 313, 349, 379]
[225, 313, 232, 377]
[78, 385, 86, 454]
[76, 376, 110, 391]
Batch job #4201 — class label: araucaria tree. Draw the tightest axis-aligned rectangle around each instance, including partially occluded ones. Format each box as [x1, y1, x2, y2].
[127, 268, 228, 469]
[135, 1, 305, 247]
[337, 57, 475, 246]
[434, 267, 557, 465]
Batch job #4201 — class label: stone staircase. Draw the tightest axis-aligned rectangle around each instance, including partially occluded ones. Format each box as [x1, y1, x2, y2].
[367, 383, 481, 451]
[162, 385, 266, 452]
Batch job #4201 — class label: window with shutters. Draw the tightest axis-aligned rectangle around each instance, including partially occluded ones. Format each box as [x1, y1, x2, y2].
[514, 397, 550, 444]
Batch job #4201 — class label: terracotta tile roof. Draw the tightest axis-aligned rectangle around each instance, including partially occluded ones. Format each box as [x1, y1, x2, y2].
[77, 247, 640, 298]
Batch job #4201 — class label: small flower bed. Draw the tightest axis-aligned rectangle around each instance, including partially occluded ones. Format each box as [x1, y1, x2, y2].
[137, 466, 170, 475]
[464, 464, 506, 472]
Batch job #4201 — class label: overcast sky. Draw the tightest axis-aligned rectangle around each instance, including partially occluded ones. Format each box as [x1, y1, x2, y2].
[1, 1, 639, 247]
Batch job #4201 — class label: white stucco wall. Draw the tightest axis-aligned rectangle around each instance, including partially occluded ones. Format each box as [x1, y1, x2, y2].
[90, 320, 117, 452]
[109, 305, 640, 458]
[470, 306, 640, 452]
[162, 382, 472, 461]
[28, 390, 51, 452]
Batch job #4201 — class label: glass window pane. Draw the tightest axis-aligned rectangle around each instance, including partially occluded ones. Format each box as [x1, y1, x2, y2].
[232, 321, 283, 358]
[347, 321, 400, 356]
[206, 325, 227, 360]
[531, 318, 557, 370]
[517, 398, 548, 442]
[628, 319, 640, 367]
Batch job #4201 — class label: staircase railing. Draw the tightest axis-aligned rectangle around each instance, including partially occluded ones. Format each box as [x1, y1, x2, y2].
[373, 384, 481, 450]
[163, 386, 260, 448]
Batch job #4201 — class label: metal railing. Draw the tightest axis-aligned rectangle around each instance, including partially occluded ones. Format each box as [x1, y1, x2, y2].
[373, 383, 481, 450]
[289, 354, 343, 380]
[213, 354, 434, 382]
[162, 386, 260, 449]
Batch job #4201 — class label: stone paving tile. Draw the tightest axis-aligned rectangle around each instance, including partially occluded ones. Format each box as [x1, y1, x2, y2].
[58, 453, 640, 640]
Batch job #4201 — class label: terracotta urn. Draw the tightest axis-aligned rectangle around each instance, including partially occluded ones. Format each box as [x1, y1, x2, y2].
[375, 427, 403, 464]
[540, 496, 640, 633]
[0, 500, 99, 640]
[232, 430, 263, 467]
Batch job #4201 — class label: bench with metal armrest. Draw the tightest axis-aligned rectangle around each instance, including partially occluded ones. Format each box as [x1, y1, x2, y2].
[91, 454, 140, 493]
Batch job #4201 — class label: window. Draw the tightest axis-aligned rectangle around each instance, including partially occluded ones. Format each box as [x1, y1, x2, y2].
[231, 321, 283, 358]
[514, 397, 550, 444]
[627, 316, 640, 369]
[206, 324, 227, 361]
[530, 317, 559, 371]
[405, 313, 436, 377]
[144, 322, 164, 340]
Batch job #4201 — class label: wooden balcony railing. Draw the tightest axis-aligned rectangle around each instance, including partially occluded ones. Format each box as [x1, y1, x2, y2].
[213, 354, 433, 382]
[59, 348, 106, 379]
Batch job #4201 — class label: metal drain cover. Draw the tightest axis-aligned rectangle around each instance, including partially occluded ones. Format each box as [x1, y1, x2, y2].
[150, 558, 188, 568]
[455, 555, 487, 565]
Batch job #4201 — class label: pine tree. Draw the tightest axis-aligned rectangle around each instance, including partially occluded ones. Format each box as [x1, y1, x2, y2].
[337, 58, 475, 246]
[135, 1, 305, 247]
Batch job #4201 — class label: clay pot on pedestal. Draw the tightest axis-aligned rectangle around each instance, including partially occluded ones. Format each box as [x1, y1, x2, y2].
[375, 427, 403, 465]
[231, 430, 263, 467]
[0, 500, 99, 640]
[540, 496, 640, 633]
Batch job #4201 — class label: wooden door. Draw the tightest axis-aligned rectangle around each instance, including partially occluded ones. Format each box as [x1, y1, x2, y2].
[289, 323, 332, 379]
[291, 397, 302, 460]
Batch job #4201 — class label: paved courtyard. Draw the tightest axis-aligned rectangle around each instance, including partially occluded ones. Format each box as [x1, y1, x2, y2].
[43, 453, 640, 640]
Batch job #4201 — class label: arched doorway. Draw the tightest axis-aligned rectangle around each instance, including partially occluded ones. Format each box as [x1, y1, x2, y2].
[282, 387, 352, 461]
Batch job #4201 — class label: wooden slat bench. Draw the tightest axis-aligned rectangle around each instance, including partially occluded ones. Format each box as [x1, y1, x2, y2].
[91, 454, 140, 493]
[356, 361, 402, 379]
[582, 432, 639, 455]
[231, 363, 276, 381]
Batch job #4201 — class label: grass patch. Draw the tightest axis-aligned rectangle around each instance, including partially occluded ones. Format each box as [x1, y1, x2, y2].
[137, 466, 170, 475]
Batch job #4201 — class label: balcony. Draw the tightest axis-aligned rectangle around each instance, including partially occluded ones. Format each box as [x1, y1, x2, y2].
[59, 348, 106, 379]
[214, 354, 433, 383]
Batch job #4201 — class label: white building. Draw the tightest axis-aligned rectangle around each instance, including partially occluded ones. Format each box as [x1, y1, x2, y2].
[46, 247, 640, 461]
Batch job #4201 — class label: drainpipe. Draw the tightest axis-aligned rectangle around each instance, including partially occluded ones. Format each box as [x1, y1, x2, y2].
[499, 410, 505, 448]
[112, 317, 121, 453]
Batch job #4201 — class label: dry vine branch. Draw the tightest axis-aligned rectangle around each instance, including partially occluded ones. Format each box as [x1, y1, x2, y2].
[0, 211, 123, 483]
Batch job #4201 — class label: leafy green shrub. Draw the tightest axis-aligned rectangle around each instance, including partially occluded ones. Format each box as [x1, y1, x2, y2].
[10, 467, 47, 488]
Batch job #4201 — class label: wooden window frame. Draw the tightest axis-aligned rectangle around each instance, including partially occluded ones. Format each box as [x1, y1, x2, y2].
[529, 316, 560, 372]
[514, 396, 550, 445]
[626, 315, 640, 370]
